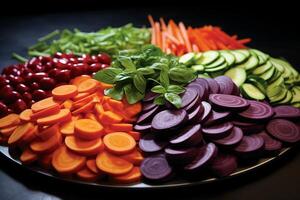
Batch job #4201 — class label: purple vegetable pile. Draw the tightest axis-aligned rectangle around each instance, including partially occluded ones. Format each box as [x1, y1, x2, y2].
[134, 76, 300, 183]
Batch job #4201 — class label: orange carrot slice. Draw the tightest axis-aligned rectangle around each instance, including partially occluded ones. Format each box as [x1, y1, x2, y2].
[30, 129, 61, 154]
[127, 131, 141, 141]
[123, 101, 142, 117]
[21, 125, 38, 144]
[99, 111, 123, 124]
[71, 75, 91, 86]
[37, 109, 71, 126]
[0, 114, 20, 129]
[31, 97, 60, 113]
[20, 148, 38, 164]
[72, 101, 95, 115]
[36, 124, 59, 140]
[19, 109, 33, 122]
[86, 159, 100, 174]
[8, 122, 34, 146]
[107, 99, 124, 110]
[72, 93, 96, 110]
[74, 119, 104, 140]
[52, 85, 78, 101]
[0, 125, 17, 137]
[52, 146, 86, 174]
[61, 99, 73, 109]
[94, 103, 105, 115]
[65, 135, 104, 156]
[60, 119, 76, 136]
[96, 151, 133, 175]
[110, 167, 141, 184]
[110, 123, 133, 132]
[72, 92, 90, 102]
[121, 149, 143, 165]
[99, 82, 113, 90]
[76, 166, 99, 181]
[103, 132, 136, 155]
[38, 152, 54, 169]
[78, 79, 98, 93]
[30, 104, 61, 121]
[84, 113, 97, 121]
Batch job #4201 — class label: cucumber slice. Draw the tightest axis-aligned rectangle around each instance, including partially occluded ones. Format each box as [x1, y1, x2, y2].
[194, 53, 202, 61]
[204, 62, 228, 72]
[224, 67, 246, 87]
[231, 51, 247, 64]
[276, 90, 293, 105]
[246, 75, 267, 94]
[236, 55, 259, 70]
[269, 76, 284, 87]
[196, 51, 219, 65]
[198, 73, 211, 78]
[250, 49, 269, 61]
[236, 49, 251, 58]
[220, 51, 235, 66]
[240, 83, 265, 100]
[270, 58, 284, 73]
[204, 56, 225, 68]
[292, 102, 300, 108]
[260, 66, 275, 81]
[253, 61, 273, 75]
[269, 88, 288, 103]
[291, 86, 300, 103]
[268, 68, 282, 83]
[179, 52, 195, 65]
[267, 84, 285, 98]
[191, 64, 205, 72]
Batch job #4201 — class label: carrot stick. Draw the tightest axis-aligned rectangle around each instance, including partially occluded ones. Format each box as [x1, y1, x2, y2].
[103, 132, 136, 155]
[192, 44, 199, 52]
[238, 38, 252, 44]
[30, 129, 61, 154]
[179, 22, 192, 52]
[110, 166, 141, 184]
[159, 17, 168, 31]
[74, 119, 104, 140]
[155, 22, 162, 48]
[37, 109, 71, 126]
[0, 114, 20, 129]
[164, 32, 180, 45]
[72, 93, 96, 110]
[52, 85, 78, 101]
[65, 135, 104, 156]
[19, 109, 33, 122]
[147, 15, 155, 28]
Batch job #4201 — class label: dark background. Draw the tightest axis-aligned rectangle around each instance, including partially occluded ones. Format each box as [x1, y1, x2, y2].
[0, 1, 299, 200]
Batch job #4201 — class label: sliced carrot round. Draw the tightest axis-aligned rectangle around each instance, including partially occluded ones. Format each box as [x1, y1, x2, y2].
[99, 111, 123, 124]
[52, 85, 78, 101]
[65, 136, 104, 156]
[37, 109, 71, 126]
[74, 119, 104, 140]
[78, 79, 99, 93]
[0, 114, 20, 129]
[127, 131, 141, 141]
[52, 145, 86, 174]
[21, 126, 38, 144]
[103, 132, 136, 155]
[8, 122, 34, 146]
[121, 149, 143, 165]
[84, 113, 97, 121]
[31, 97, 59, 113]
[30, 104, 61, 121]
[111, 167, 141, 184]
[86, 159, 100, 174]
[60, 120, 75, 136]
[19, 109, 33, 122]
[0, 125, 17, 137]
[76, 166, 99, 181]
[20, 148, 38, 164]
[61, 99, 73, 109]
[71, 75, 91, 87]
[96, 151, 133, 175]
[72, 101, 95, 115]
[38, 152, 54, 169]
[36, 124, 59, 140]
[110, 123, 133, 132]
[30, 130, 61, 154]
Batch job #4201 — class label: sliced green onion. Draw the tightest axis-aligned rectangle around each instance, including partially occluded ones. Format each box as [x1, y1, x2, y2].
[38, 30, 60, 42]
[11, 53, 28, 63]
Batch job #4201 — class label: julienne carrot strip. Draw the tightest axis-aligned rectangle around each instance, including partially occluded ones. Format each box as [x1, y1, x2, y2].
[155, 22, 162, 48]
[238, 38, 252, 44]
[179, 22, 192, 52]
[159, 17, 167, 31]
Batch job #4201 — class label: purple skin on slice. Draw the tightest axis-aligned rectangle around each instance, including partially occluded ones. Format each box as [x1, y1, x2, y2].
[151, 109, 188, 131]
[185, 94, 201, 113]
[165, 147, 198, 166]
[143, 91, 159, 102]
[184, 143, 218, 172]
[258, 131, 282, 152]
[169, 124, 203, 146]
[234, 135, 264, 155]
[266, 119, 300, 143]
[188, 104, 204, 124]
[210, 153, 238, 177]
[232, 120, 256, 127]
[202, 122, 233, 139]
[142, 102, 158, 113]
[237, 100, 274, 121]
[139, 134, 167, 153]
[239, 124, 265, 135]
[214, 76, 235, 95]
[180, 87, 198, 108]
[213, 126, 244, 147]
[273, 105, 300, 119]
[199, 101, 212, 123]
[141, 154, 173, 181]
[194, 78, 210, 92]
[209, 94, 250, 112]
[205, 78, 220, 94]
[204, 110, 231, 126]
[231, 83, 241, 96]
[187, 83, 208, 102]
[137, 106, 160, 124]
[134, 123, 152, 133]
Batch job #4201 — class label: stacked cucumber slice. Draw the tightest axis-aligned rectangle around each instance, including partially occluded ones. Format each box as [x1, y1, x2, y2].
[179, 49, 300, 108]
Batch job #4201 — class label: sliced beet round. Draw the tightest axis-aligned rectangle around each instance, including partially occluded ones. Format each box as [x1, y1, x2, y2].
[239, 124, 264, 135]
[184, 143, 218, 172]
[185, 94, 201, 113]
[211, 153, 238, 177]
[180, 87, 198, 108]
[214, 76, 235, 95]
[234, 135, 264, 155]
[188, 81, 209, 101]
[194, 78, 210, 92]
[202, 122, 233, 139]
[169, 124, 203, 146]
[231, 83, 240, 96]
[237, 100, 274, 121]
[232, 120, 256, 127]
[165, 147, 198, 166]
[151, 109, 188, 131]
[141, 154, 173, 182]
[142, 102, 158, 113]
[134, 123, 152, 133]
[258, 131, 282, 152]
[266, 119, 300, 143]
[188, 105, 204, 124]
[205, 78, 220, 94]
[199, 101, 212, 123]
[209, 94, 249, 112]
[204, 110, 231, 126]
[213, 126, 244, 147]
[273, 105, 300, 119]
[137, 106, 160, 124]
[139, 134, 167, 153]
[143, 91, 159, 102]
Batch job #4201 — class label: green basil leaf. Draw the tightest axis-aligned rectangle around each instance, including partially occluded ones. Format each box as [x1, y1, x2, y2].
[164, 93, 182, 108]
[137, 68, 155, 75]
[147, 78, 161, 85]
[114, 73, 132, 82]
[154, 95, 166, 105]
[160, 67, 169, 88]
[118, 56, 136, 71]
[168, 67, 196, 83]
[104, 84, 124, 100]
[93, 68, 122, 84]
[133, 73, 146, 93]
[151, 85, 166, 94]
[124, 84, 144, 104]
[167, 85, 185, 94]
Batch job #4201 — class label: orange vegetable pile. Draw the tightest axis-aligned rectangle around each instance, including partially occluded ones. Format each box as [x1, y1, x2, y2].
[0, 75, 143, 184]
[148, 15, 251, 56]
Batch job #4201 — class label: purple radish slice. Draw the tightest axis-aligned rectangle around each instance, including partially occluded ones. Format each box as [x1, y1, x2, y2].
[141, 154, 173, 182]
[266, 119, 300, 143]
[258, 131, 282, 152]
[165, 147, 198, 166]
[169, 124, 203, 146]
[211, 153, 237, 177]
[209, 94, 249, 112]
[199, 101, 212, 123]
[202, 122, 233, 139]
[238, 100, 274, 121]
[239, 124, 264, 135]
[143, 91, 159, 102]
[188, 105, 204, 124]
[204, 110, 231, 126]
[184, 143, 218, 172]
[137, 106, 160, 124]
[151, 109, 188, 131]
[142, 102, 158, 113]
[180, 87, 198, 108]
[213, 126, 243, 147]
[134, 123, 152, 133]
[139, 134, 167, 153]
[273, 105, 300, 119]
[234, 135, 264, 155]
[214, 76, 234, 95]
[205, 78, 219, 94]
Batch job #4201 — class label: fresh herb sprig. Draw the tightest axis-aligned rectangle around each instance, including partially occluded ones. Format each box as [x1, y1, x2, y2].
[94, 45, 196, 108]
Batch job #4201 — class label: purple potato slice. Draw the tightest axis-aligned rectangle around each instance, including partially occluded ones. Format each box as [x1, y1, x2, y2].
[199, 101, 212, 123]
[139, 134, 168, 153]
[237, 100, 274, 121]
[165, 147, 198, 166]
[210, 153, 238, 177]
[143, 91, 159, 102]
[258, 131, 282, 152]
[202, 122, 233, 139]
[142, 102, 158, 113]
[134, 123, 152, 133]
[234, 135, 264, 156]
[209, 94, 249, 112]
[180, 87, 198, 108]
[169, 124, 203, 146]
[212, 126, 244, 147]
[214, 76, 235, 95]
[185, 93, 201, 113]
[151, 109, 188, 131]
[137, 106, 160, 124]
[204, 110, 231, 126]
[194, 78, 210, 92]
[266, 119, 300, 143]
[273, 105, 300, 119]
[188, 104, 204, 124]
[205, 78, 220, 94]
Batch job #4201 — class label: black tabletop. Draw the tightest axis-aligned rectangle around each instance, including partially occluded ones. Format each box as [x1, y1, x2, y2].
[0, 6, 299, 200]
